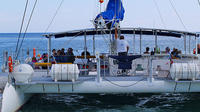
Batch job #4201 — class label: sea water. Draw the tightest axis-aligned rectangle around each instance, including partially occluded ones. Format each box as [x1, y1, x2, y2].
[0, 33, 200, 112]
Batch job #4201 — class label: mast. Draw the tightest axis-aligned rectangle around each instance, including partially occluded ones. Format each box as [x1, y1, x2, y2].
[95, 0, 125, 55]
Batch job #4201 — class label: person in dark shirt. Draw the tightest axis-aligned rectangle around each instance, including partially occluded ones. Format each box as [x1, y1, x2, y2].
[81, 48, 90, 57]
[198, 44, 200, 54]
[171, 48, 180, 59]
[144, 47, 150, 54]
[52, 49, 57, 57]
[42, 53, 48, 62]
[60, 48, 65, 56]
[66, 48, 75, 63]
[165, 47, 170, 54]
[57, 50, 61, 56]
[66, 48, 74, 56]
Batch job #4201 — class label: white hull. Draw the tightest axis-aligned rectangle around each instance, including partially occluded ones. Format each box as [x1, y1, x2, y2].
[1, 83, 32, 112]
[21, 79, 200, 93]
[1, 79, 200, 112]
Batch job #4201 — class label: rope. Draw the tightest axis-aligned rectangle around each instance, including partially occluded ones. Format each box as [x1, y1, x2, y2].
[39, 0, 65, 48]
[15, 0, 29, 58]
[15, 0, 38, 59]
[152, 0, 166, 29]
[58, 31, 84, 48]
[103, 77, 146, 88]
[44, 0, 65, 33]
[168, 0, 188, 31]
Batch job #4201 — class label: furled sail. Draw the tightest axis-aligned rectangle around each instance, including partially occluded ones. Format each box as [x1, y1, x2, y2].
[95, 0, 125, 29]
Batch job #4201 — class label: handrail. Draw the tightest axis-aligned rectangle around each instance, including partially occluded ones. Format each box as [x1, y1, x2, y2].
[76, 55, 104, 59]
[34, 62, 72, 67]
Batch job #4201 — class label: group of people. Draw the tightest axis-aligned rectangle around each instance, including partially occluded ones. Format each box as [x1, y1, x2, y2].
[52, 48, 75, 57]
[25, 52, 49, 69]
[117, 35, 182, 60]
[143, 46, 181, 59]
[51, 48, 75, 63]
[27, 47, 92, 68]
[117, 34, 183, 57]
[29, 35, 188, 65]
[52, 48, 91, 63]
[26, 52, 48, 64]
[52, 48, 91, 57]
[143, 47, 167, 54]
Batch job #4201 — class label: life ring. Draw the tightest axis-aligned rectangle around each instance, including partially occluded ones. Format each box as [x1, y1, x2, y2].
[8, 56, 13, 73]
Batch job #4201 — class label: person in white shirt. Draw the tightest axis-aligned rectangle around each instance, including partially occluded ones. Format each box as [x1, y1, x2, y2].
[117, 35, 129, 56]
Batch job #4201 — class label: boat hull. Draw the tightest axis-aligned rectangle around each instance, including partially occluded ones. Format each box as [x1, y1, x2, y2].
[1, 83, 32, 112]
[1, 79, 200, 112]
[19, 80, 200, 94]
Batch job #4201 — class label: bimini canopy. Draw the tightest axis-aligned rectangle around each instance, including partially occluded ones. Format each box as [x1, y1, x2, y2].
[46, 28, 199, 38]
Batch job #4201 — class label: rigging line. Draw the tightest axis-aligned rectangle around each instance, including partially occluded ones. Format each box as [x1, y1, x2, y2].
[114, 0, 117, 19]
[168, 0, 188, 31]
[15, 0, 29, 56]
[101, 31, 111, 48]
[152, 0, 167, 29]
[59, 31, 83, 48]
[103, 77, 146, 88]
[60, 29, 110, 50]
[16, 0, 38, 59]
[44, 0, 64, 33]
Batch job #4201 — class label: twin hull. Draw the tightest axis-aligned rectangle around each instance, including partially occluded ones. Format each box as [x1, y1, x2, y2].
[2, 79, 200, 112]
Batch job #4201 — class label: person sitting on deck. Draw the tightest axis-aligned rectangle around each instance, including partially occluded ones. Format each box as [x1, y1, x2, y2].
[49, 49, 57, 64]
[81, 48, 91, 57]
[57, 50, 61, 56]
[66, 48, 74, 56]
[144, 47, 150, 54]
[42, 53, 48, 62]
[32, 57, 37, 63]
[165, 47, 170, 54]
[150, 48, 155, 55]
[31, 56, 37, 68]
[193, 44, 200, 54]
[171, 48, 180, 59]
[197, 44, 200, 54]
[36, 54, 42, 62]
[117, 35, 129, 56]
[155, 47, 160, 54]
[60, 48, 65, 56]
[25, 50, 32, 64]
[164, 47, 171, 59]
[66, 48, 75, 63]
[52, 49, 57, 57]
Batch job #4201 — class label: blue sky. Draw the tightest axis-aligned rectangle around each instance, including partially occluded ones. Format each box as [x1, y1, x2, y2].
[0, 0, 200, 33]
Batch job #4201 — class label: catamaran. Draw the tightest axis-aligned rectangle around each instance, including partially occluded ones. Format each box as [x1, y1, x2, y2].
[1, 0, 200, 112]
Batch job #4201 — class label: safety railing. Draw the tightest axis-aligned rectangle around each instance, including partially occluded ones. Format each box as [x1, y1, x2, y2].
[2, 48, 199, 84]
